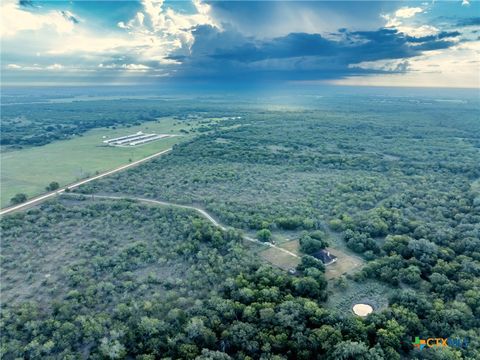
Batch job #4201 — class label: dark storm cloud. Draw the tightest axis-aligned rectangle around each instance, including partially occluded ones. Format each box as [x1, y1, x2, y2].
[411, 40, 456, 52]
[18, 0, 34, 7]
[210, 33, 338, 62]
[406, 31, 461, 43]
[170, 26, 461, 81]
[456, 17, 480, 27]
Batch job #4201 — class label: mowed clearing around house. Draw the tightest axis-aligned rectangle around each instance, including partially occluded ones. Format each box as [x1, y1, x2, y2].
[260, 243, 301, 270]
[259, 239, 364, 279]
[1, 118, 193, 207]
[323, 247, 364, 280]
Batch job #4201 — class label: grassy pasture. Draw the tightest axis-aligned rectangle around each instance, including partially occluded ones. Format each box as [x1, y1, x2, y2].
[1, 118, 194, 207]
[259, 239, 365, 279]
[279, 238, 300, 253]
[259, 240, 364, 280]
[323, 247, 364, 280]
[327, 278, 394, 315]
[259, 246, 301, 270]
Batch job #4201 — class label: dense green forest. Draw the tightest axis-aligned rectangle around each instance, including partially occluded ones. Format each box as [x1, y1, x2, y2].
[1, 93, 479, 359]
[75, 95, 480, 358]
[0, 199, 377, 359]
[3, 198, 475, 359]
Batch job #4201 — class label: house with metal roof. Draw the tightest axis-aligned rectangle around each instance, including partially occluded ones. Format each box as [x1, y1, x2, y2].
[311, 249, 337, 265]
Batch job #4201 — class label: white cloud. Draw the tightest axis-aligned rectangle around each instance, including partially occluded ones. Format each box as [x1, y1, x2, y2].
[382, 5, 439, 37]
[382, 14, 401, 29]
[3, 64, 51, 71]
[462, 0, 470, 6]
[332, 40, 480, 89]
[399, 24, 439, 37]
[98, 63, 152, 72]
[122, 64, 149, 71]
[0, 0, 77, 37]
[118, 0, 218, 55]
[46, 63, 63, 70]
[395, 7, 423, 19]
[1, 0, 216, 80]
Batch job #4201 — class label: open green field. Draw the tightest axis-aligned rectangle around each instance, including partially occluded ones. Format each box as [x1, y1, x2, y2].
[1, 118, 194, 207]
[259, 238, 364, 278]
[259, 244, 301, 270]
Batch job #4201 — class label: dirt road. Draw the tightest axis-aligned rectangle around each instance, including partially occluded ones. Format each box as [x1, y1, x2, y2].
[0, 148, 172, 216]
[1, 146, 299, 260]
[62, 193, 300, 259]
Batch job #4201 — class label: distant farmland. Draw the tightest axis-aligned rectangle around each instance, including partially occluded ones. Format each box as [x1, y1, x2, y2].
[0, 118, 192, 207]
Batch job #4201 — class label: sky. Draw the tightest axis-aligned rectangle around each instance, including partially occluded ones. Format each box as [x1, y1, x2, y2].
[1, 0, 479, 88]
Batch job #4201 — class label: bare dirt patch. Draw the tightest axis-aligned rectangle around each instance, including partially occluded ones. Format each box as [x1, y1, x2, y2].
[353, 303, 374, 317]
